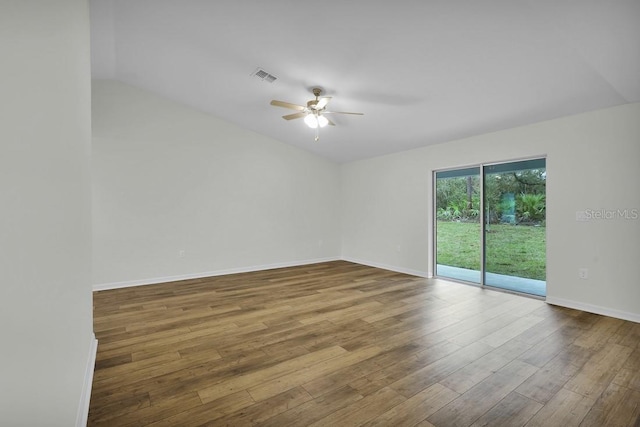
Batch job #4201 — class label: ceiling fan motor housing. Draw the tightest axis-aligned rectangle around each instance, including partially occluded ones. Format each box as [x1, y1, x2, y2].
[308, 88, 323, 110]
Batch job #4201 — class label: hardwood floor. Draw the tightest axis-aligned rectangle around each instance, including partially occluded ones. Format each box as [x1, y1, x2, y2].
[89, 261, 640, 426]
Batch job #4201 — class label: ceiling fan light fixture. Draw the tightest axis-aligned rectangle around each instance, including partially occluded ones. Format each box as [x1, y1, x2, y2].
[304, 113, 328, 129]
[304, 114, 319, 128]
[317, 114, 329, 128]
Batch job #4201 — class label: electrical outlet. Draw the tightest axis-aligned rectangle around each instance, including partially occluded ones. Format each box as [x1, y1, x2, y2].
[578, 268, 588, 279]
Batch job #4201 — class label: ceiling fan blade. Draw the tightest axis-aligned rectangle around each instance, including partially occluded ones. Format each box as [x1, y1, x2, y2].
[324, 111, 364, 115]
[270, 100, 306, 111]
[315, 97, 331, 110]
[282, 112, 307, 120]
[326, 117, 336, 126]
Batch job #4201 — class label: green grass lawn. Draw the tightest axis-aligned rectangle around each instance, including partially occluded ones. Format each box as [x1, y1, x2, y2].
[436, 220, 546, 280]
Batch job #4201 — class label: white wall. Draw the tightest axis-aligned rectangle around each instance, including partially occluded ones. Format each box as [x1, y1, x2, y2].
[342, 103, 640, 321]
[93, 82, 640, 322]
[0, 1, 95, 426]
[92, 81, 341, 288]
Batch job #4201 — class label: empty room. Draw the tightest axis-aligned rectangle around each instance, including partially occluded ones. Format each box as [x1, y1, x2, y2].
[2, 1, 639, 426]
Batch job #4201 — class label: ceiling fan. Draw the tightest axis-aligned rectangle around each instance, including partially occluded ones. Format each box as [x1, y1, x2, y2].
[270, 88, 363, 141]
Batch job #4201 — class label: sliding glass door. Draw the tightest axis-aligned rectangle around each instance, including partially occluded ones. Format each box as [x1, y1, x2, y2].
[483, 159, 546, 296]
[435, 167, 481, 284]
[434, 158, 546, 297]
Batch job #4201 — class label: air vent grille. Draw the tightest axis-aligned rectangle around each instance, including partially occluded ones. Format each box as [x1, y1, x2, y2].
[251, 67, 277, 83]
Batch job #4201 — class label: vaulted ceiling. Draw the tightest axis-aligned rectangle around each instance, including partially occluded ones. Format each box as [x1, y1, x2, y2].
[90, 0, 640, 162]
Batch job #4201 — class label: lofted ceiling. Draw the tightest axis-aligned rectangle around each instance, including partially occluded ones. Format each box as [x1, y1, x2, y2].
[90, 0, 640, 163]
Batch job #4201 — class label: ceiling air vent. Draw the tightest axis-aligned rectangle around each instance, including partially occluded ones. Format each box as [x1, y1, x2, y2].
[251, 67, 277, 83]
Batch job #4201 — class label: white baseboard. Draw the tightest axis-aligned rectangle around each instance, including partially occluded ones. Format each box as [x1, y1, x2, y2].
[93, 257, 340, 291]
[93, 260, 640, 324]
[341, 257, 428, 278]
[76, 334, 98, 427]
[546, 296, 640, 323]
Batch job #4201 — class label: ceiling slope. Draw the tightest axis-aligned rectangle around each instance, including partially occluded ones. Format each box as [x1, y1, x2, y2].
[90, 0, 640, 162]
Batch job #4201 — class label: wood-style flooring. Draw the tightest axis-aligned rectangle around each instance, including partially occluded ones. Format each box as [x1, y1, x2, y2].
[89, 261, 640, 426]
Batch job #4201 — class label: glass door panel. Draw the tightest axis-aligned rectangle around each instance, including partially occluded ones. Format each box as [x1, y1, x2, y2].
[483, 159, 546, 296]
[435, 167, 481, 283]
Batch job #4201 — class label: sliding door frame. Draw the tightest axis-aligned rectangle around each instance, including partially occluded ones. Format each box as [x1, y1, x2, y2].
[433, 155, 547, 298]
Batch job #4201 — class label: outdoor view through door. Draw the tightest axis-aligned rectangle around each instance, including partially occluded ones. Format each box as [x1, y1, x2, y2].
[435, 158, 546, 297]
